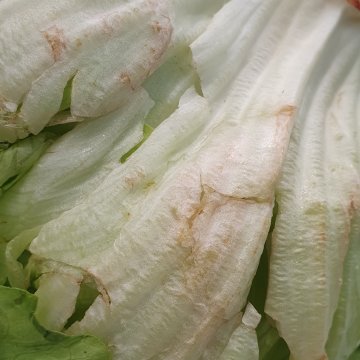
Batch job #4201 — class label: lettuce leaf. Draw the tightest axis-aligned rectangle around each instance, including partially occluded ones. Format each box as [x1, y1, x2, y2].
[0, 0, 359, 359]
[0, 286, 110, 360]
[265, 14, 360, 360]
[0, 132, 56, 195]
[349, 348, 360, 360]
[326, 214, 360, 360]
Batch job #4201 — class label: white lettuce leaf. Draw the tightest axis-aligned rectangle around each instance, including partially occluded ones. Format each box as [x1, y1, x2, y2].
[265, 13, 360, 360]
[0, 90, 152, 240]
[0, 0, 359, 359]
[218, 303, 261, 360]
[0, 132, 56, 195]
[23, 1, 350, 359]
[0, 0, 171, 141]
[326, 214, 360, 360]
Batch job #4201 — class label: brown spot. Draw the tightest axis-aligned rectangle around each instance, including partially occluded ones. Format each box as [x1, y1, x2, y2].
[188, 203, 205, 230]
[318, 231, 326, 244]
[143, 180, 156, 190]
[145, 68, 152, 78]
[102, 18, 114, 36]
[124, 168, 145, 189]
[223, 237, 231, 246]
[347, 0, 360, 10]
[176, 227, 194, 249]
[75, 38, 82, 48]
[42, 25, 67, 61]
[151, 21, 162, 33]
[274, 104, 297, 151]
[171, 207, 180, 220]
[149, 46, 164, 62]
[119, 72, 135, 91]
[276, 104, 297, 117]
[349, 199, 356, 214]
[348, 192, 360, 217]
[204, 249, 219, 262]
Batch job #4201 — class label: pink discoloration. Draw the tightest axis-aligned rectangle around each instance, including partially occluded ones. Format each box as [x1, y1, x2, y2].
[151, 20, 163, 33]
[119, 72, 135, 91]
[347, 0, 360, 11]
[42, 25, 67, 61]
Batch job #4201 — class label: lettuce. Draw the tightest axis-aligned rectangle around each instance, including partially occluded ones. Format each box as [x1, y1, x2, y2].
[0, 0, 359, 359]
[0, 132, 56, 195]
[0, 286, 110, 359]
[265, 16, 360, 359]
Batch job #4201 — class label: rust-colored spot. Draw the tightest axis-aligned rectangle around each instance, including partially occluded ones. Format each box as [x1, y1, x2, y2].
[276, 104, 297, 117]
[223, 237, 231, 246]
[143, 180, 156, 190]
[347, 0, 360, 10]
[349, 199, 356, 214]
[124, 168, 145, 189]
[102, 18, 114, 36]
[176, 227, 194, 249]
[318, 232, 326, 243]
[348, 193, 359, 217]
[151, 21, 162, 33]
[204, 249, 219, 262]
[149, 46, 163, 62]
[42, 25, 67, 61]
[273, 104, 297, 149]
[119, 72, 135, 91]
[75, 38, 82, 48]
[171, 207, 180, 220]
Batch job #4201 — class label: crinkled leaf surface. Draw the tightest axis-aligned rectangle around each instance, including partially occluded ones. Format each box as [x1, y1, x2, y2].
[25, 1, 352, 359]
[0, 0, 359, 359]
[266, 13, 360, 360]
[0, 0, 171, 141]
[0, 90, 152, 240]
[326, 214, 360, 360]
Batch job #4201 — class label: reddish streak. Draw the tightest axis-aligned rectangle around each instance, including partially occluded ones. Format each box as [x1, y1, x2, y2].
[347, 0, 360, 10]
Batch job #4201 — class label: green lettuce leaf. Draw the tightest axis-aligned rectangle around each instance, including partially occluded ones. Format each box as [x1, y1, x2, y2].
[0, 0, 359, 359]
[0, 90, 151, 241]
[326, 214, 360, 360]
[0, 237, 7, 285]
[0, 132, 56, 195]
[0, 285, 111, 360]
[0, 0, 172, 142]
[257, 318, 290, 360]
[349, 348, 360, 360]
